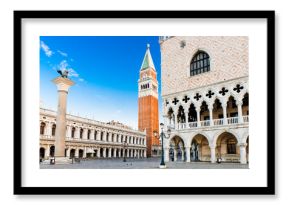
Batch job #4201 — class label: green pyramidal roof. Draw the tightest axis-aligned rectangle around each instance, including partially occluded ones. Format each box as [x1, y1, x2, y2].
[140, 44, 156, 71]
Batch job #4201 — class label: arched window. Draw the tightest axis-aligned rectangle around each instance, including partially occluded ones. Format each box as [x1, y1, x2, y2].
[80, 128, 83, 139]
[190, 51, 210, 76]
[52, 124, 56, 136]
[40, 122, 46, 135]
[71, 127, 75, 138]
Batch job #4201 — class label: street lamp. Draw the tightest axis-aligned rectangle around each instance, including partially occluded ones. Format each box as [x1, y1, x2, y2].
[123, 140, 128, 162]
[154, 123, 171, 168]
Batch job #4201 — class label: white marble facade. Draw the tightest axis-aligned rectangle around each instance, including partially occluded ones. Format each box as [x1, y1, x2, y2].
[39, 108, 147, 159]
[160, 36, 249, 164]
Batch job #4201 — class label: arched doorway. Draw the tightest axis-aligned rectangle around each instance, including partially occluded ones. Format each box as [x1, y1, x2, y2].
[106, 148, 109, 158]
[49, 146, 55, 157]
[52, 124, 56, 136]
[40, 122, 46, 135]
[79, 149, 84, 158]
[200, 101, 210, 126]
[100, 148, 104, 157]
[177, 105, 185, 123]
[111, 148, 114, 158]
[188, 103, 197, 127]
[191, 134, 210, 161]
[227, 96, 238, 124]
[169, 136, 185, 162]
[70, 149, 75, 158]
[39, 147, 45, 159]
[216, 132, 239, 162]
[212, 98, 223, 125]
[167, 107, 174, 126]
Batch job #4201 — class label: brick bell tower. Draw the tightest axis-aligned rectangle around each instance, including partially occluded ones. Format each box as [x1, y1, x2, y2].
[138, 44, 160, 157]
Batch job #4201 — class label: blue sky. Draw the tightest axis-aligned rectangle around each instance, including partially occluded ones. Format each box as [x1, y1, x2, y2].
[40, 36, 162, 129]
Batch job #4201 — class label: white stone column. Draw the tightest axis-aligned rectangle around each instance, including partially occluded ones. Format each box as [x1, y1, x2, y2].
[66, 148, 70, 157]
[113, 148, 117, 158]
[237, 101, 244, 123]
[186, 147, 191, 162]
[67, 125, 72, 139]
[164, 147, 170, 162]
[83, 128, 88, 140]
[184, 111, 189, 128]
[222, 102, 228, 125]
[196, 107, 201, 127]
[52, 77, 75, 159]
[45, 145, 50, 159]
[90, 129, 94, 140]
[109, 132, 113, 142]
[103, 131, 109, 142]
[108, 147, 112, 158]
[144, 150, 147, 158]
[208, 104, 214, 126]
[97, 148, 101, 158]
[174, 148, 178, 161]
[174, 111, 178, 129]
[83, 147, 87, 158]
[97, 130, 101, 141]
[239, 143, 247, 164]
[103, 148, 106, 158]
[210, 146, 216, 163]
[75, 148, 79, 157]
[75, 127, 80, 139]
[181, 149, 185, 161]
[46, 122, 52, 136]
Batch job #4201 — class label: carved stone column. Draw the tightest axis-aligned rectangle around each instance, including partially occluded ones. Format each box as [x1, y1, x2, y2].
[222, 102, 228, 125]
[239, 143, 247, 164]
[186, 146, 191, 162]
[52, 77, 74, 163]
[210, 146, 216, 163]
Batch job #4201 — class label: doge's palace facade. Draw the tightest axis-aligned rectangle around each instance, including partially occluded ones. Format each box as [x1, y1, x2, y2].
[40, 108, 147, 160]
[160, 36, 249, 164]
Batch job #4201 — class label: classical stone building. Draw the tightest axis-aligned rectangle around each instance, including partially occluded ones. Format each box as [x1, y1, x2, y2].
[160, 36, 249, 164]
[138, 44, 160, 157]
[39, 108, 147, 160]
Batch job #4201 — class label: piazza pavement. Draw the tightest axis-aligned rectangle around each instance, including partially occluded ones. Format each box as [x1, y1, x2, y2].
[40, 157, 249, 169]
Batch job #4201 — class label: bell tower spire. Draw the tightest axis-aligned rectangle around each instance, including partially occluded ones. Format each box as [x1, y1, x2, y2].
[138, 44, 159, 157]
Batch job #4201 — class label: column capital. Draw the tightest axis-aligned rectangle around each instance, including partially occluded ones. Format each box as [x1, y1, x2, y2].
[236, 100, 243, 106]
[52, 77, 75, 92]
[238, 143, 247, 147]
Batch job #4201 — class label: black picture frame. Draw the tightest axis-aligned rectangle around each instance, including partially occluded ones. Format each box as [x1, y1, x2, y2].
[14, 10, 275, 195]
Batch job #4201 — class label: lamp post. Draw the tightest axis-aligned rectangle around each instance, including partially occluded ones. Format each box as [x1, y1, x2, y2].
[154, 123, 171, 168]
[123, 140, 128, 162]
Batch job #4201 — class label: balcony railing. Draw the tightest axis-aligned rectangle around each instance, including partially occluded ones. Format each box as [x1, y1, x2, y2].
[169, 116, 248, 130]
[188, 122, 198, 128]
[213, 118, 224, 126]
[227, 117, 239, 124]
[243, 115, 249, 123]
[40, 135, 55, 139]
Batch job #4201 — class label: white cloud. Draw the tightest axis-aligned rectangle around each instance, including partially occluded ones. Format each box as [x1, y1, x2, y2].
[57, 50, 68, 57]
[40, 41, 53, 57]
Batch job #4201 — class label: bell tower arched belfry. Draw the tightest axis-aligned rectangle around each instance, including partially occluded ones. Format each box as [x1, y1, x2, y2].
[138, 44, 159, 157]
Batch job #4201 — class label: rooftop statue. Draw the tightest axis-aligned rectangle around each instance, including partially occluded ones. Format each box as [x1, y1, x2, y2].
[57, 69, 69, 78]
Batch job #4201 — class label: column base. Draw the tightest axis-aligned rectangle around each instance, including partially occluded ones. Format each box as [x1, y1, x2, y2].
[54, 157, 73, 164]
[159, 165, 167, 169]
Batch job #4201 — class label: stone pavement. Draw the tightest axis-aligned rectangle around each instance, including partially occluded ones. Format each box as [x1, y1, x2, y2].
[40, 157, 249, 169]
